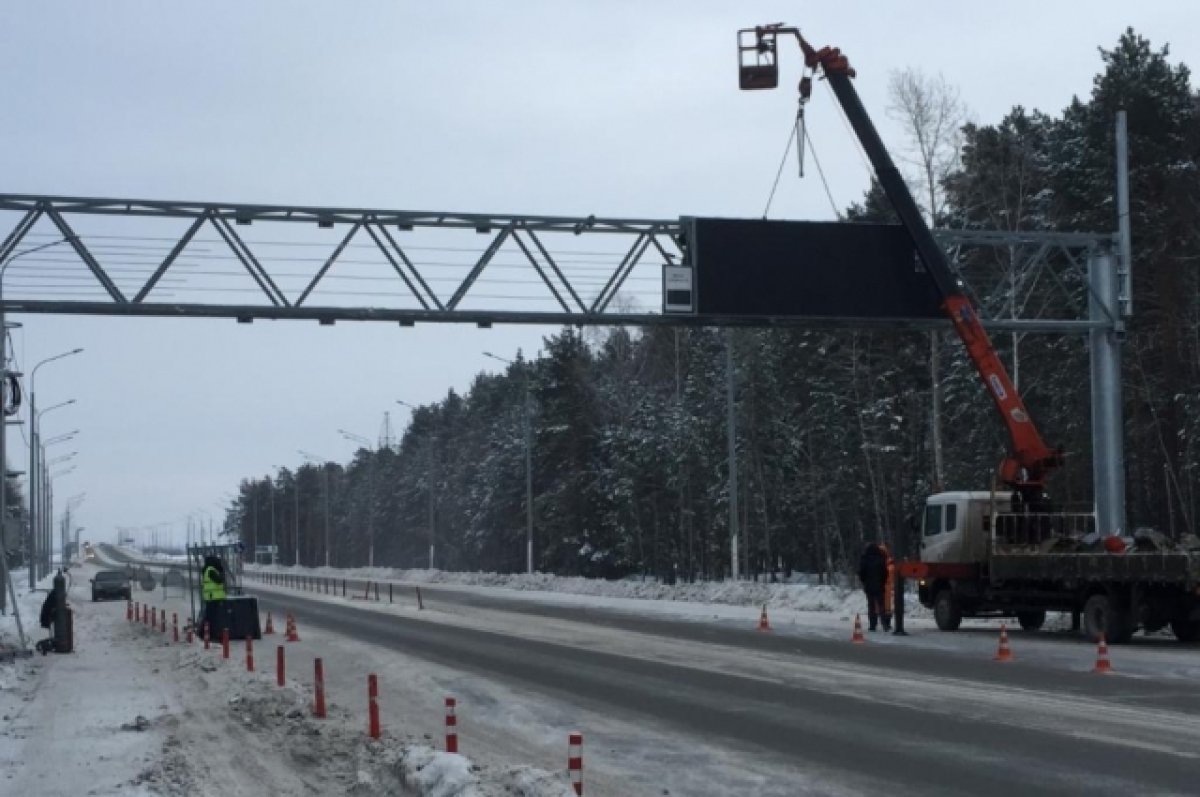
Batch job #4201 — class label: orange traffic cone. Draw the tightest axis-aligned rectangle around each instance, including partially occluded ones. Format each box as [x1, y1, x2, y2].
[852, 613, 866, 644]
[757, 604, 772, 632]
[263, 612, 275, 635]
[286, 613, 300, 643]
[1093, 634, 1113, 673]
[994, 623, 1013, 662]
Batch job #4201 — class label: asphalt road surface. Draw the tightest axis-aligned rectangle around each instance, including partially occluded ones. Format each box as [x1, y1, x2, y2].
[100, 548, 1200, 795]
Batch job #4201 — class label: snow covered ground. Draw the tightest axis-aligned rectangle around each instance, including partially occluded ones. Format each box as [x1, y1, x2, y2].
[0, 561, 577, 797]
[81, 548, 1200, 796]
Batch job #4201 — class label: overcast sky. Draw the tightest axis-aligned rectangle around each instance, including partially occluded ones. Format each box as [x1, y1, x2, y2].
[0, 1, 1193, 548]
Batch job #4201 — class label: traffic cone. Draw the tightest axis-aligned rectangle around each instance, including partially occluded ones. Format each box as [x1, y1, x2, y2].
[1093, 634, 1113, 673]
[286, 613, 300, 643]
[264, 612, 276, 635]
[994, 623, 1013, 662]
[852, 613, 866, 644]
[757, 604, 772, 632]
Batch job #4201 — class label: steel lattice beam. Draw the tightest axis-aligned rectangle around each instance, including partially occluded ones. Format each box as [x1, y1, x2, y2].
[0, 194, 1118, 333]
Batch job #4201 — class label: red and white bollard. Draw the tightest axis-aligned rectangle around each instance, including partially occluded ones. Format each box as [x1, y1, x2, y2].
[367, 674, 381, 739]
[160, 609, 166, 634]
[150, 606, 156, 628]
[445, 697, 458, 753]
[313, 658, 327, 718]
[276, 646, 285, 687]
[172, 613, 179, 643]
[221, 628, 230, 660]
[568, 732, 583, 795]
[203, 621, 211, 650]
[245, 635, 255, 672]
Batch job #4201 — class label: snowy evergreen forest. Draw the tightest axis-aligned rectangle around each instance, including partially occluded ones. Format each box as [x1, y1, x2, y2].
[225, 31, 1200, 581]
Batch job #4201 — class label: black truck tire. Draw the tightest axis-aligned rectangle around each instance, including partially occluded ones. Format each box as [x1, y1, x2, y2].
[1082, 593, 1134, 644]
[934, 588, 962, 631]
[1170, 618, 1200, 643]
[1016, 610, 1046, 631]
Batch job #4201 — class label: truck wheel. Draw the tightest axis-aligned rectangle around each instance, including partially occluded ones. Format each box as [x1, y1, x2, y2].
[934, 589, 962, 631]
[1016, 610, 1046, 631]
[1082, 593, 1134, 644]
[1169, 618, 1200, 643]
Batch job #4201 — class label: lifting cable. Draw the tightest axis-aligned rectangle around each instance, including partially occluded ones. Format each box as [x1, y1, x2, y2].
[761, 111, 799, 219]
[804, 126, 844, 221]
[762, 96, 844, 221]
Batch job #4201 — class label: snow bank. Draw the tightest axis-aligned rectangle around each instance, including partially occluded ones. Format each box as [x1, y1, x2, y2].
[247, 561, 928, 618]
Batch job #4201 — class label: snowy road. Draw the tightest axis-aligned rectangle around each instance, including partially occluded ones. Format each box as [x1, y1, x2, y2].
[246, 577, 1200, 796]
[89, 547, 1200, 795]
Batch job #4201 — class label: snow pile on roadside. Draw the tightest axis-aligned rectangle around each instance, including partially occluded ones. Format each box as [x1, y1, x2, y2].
[246, 561, 928, 618]
[0, 569, 54, 656]
[138, 640, 575, 797]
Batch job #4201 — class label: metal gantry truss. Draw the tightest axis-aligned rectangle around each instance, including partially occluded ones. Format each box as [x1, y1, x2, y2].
[0, 194, 1121, 332]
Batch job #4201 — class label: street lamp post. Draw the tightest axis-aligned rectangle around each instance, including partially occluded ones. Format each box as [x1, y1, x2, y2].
[0, 238, 69, 602]
[396, 400, 437, 570]
[38, 430, 76, 580]
[338, 430, 375, 568]
[299, 450, 331, 568]
[31, 397, 77, 583]
[482, 352, 535, 574]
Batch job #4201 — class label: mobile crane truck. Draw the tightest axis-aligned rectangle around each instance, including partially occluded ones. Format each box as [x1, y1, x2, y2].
[739, 24, 1200, 644]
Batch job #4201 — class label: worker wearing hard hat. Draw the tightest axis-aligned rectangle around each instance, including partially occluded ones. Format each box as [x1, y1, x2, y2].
[858, 542, 890, 631]
[201, 556, 227, 603]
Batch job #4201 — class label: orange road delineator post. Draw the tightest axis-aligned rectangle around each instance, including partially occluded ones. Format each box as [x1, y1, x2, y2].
[172, 613, 179, 643]
[445, 697, 458, 753]
[568, 732, 583, 795]
[757, 604, 772, 632]
[286, 614, 300, 642]
[313, 658, 327, 718]
[852, 614, 866, 644]
[994, 623, 1013, 662]
[1093, 634, 1113, 673]
[160, 609, 166, 634]
[367, 674, 381, 739]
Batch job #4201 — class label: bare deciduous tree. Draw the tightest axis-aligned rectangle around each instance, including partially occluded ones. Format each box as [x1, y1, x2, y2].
[887, 67, 968, 224]
[886, 68, 969, 492]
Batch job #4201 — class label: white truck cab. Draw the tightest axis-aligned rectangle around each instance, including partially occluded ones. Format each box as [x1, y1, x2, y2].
[920, 491, 1011, 565]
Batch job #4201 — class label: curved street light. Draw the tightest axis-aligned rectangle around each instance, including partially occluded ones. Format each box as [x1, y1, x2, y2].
[30, 396, 78, 585]
[395, 399, 439, 570]
[337, 429, 376, 567]
[1, 239, 71, 598]
[299, 449, 332, 567]
[482, 352, 535, 574]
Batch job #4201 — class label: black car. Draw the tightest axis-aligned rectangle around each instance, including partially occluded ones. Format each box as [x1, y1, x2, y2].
[91, 569, 132, 602]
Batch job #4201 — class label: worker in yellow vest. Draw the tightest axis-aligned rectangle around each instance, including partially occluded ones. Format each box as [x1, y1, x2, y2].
[201, 556, 227, 603]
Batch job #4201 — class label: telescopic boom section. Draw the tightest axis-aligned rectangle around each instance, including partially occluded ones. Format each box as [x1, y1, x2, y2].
[742, 25, 1063, 497]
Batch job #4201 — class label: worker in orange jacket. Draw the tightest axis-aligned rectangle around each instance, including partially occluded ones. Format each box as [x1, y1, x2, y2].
[879, 543, 895, 632]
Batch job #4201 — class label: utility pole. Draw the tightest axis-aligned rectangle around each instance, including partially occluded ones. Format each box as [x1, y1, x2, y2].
[294, 472, 300, 566]
[725, 330, 740, 581]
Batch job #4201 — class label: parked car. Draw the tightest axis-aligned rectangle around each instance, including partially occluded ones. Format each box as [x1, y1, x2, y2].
[91, 569, 132, 602]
